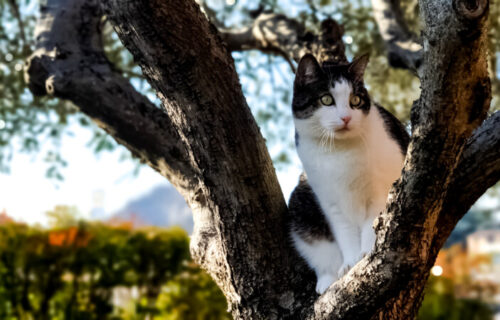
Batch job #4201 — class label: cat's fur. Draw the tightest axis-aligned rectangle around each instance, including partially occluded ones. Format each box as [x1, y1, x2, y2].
[288, 54, 409, 294]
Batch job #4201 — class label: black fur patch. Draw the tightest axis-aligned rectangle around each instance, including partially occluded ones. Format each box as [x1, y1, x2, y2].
[376, 105, 410, 155]
[288, 174, 334, 243]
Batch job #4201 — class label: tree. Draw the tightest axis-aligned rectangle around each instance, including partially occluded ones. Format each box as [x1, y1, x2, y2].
[19, 0, 500, 318]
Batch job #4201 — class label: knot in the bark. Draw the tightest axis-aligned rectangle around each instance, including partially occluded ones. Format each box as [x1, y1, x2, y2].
[453, 0, 489, 20]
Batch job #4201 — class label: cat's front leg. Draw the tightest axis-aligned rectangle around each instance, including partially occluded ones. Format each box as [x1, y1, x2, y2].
[329, 213, 361, 277]
[360, 217, 376, 256]
[316, 273, 336, 294]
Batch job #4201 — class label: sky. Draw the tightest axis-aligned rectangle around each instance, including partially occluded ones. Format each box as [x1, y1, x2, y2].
[0, 123, 166, 225]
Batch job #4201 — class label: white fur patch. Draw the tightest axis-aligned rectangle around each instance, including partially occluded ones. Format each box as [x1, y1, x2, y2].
[291, 231, 342, 293]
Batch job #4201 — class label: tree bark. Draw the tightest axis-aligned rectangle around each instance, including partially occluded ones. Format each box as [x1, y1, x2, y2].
[24, 0, 499, 319]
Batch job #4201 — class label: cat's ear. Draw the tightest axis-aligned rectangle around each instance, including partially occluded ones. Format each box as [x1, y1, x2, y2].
[295, 54, 322, 86]
[348, 54, 369, 82]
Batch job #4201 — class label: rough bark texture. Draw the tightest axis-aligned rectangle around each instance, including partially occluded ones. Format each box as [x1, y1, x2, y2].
[98, 1, 321, 317]
[24, 0, 499, 319]
[25, 0, 194, 189]
[220, 14, 347, 67]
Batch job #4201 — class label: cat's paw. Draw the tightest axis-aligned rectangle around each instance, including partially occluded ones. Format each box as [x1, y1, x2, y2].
[337, 263, 353, 278]
[316, 274, 335, 294]
[338, 254, 368, 278]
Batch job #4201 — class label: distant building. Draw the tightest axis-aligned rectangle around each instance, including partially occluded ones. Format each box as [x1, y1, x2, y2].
[468, 230, 500, 255]
[466, 229, 500, 303]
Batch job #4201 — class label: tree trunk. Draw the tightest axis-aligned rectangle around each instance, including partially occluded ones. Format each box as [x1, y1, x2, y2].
[25, 0, 499, 318]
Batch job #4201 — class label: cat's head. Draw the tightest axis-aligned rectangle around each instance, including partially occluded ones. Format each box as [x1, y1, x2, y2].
[292, 54, 370, 141]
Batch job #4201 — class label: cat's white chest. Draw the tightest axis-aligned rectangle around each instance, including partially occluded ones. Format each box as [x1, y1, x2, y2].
[297, 141, 371, 224]
[295, 107, 404, 225]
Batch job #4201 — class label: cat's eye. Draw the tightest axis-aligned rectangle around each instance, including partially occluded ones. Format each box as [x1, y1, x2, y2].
[350, 95, 361, 107]
[320, 94, 334, 106]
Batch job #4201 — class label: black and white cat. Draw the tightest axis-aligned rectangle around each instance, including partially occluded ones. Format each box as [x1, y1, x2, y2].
[288, 54, 409, 294]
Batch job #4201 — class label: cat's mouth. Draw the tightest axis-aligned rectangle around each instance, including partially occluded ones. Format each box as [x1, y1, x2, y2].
[335, 125, 350, 132]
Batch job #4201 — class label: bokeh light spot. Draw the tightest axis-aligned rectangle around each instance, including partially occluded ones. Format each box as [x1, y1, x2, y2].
[431, 265, 443, 276]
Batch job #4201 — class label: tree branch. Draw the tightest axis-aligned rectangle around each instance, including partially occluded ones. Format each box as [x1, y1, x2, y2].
[438, 111, 500, 232]
[220, 13, 347, 67]
[371, 0, 423, 72]
[309, 0, 492, 317]
[220, 2, 422, 72]
[7, 0, 29, 53]
[25, 0, 196, 191]
[220, 13, 308, 63]
[98, 0, 318, 317]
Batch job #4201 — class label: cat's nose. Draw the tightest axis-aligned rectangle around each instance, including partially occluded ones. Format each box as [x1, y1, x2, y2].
[341, 116, 351, 125]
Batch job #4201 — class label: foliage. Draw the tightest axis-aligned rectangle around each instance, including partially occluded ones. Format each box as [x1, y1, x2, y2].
[156, 263, 232, 320]
[418, 276, 494, 320]
[0, 0, 75, 177]
[0, 220, 230, 320]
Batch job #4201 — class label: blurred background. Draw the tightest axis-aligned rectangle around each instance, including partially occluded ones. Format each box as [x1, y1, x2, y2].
[0, 0, 499, 319]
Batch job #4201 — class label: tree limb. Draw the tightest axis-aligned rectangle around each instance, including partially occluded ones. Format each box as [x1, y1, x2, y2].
[220, 13, 309, 63]
[7, 0, 29, 54]
[439, 111, 500, 233]
[99, 0, 318, 317]
[220, 1, 422, 71]
[24, 0, 196, 191]
[371, 0, 423, 72]
[309, 0, 492, 317]
[220, 13, 347, 67]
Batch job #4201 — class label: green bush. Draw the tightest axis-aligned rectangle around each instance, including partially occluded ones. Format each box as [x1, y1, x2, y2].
[418, 276, 493, 320]
[0, 222, 231, 320]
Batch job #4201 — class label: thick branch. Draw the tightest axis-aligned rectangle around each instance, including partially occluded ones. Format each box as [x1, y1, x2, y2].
[99, 0, 316, 317]
[371, 0, 423, 72]
[220, 14, 347, 66]
[220, 3, 421, 71]
[309, 0, 491, 318]
[220, 13, 309, 63]
[25, 0, 195, 190]
[439, 111, 500, 232]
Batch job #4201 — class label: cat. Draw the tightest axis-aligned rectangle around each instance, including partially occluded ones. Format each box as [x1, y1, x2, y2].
[288, 53, 409, 294]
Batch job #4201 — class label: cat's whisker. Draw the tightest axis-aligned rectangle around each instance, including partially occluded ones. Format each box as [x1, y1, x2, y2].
[329, 130, 336, 152]
[320, 129, 329, 151]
